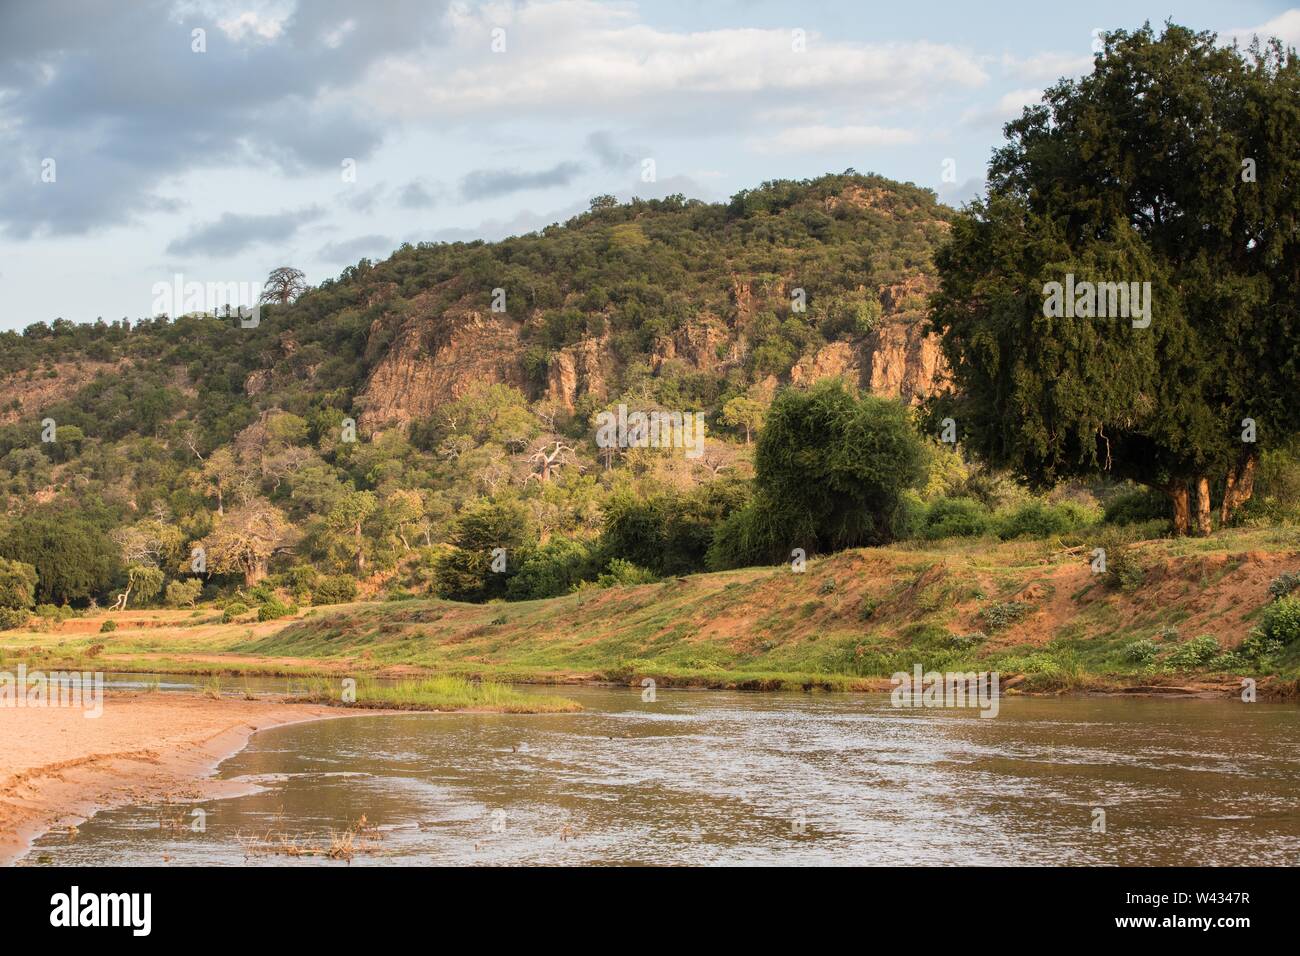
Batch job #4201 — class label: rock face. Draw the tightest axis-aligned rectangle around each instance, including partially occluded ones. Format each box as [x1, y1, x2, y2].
[546, 338, 609, 411]
[358, 293, 528, 431]
[357, 271, 949, 429]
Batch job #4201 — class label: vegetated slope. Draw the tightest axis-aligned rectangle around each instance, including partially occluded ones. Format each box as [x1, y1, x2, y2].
[215, 528, 1300, 688]
[0, 171, 951, 459]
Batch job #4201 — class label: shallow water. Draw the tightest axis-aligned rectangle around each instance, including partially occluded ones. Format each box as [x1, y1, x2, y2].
[23, 686, 1300, 866]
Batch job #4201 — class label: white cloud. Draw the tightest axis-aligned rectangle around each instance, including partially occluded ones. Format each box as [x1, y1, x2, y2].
[960, 88, 1042, 128]
[358, 1, 988, 123]
[1000, 51, 1092, 83]
[749, 124, 919, 155]
[1225, 10, 1300, 49]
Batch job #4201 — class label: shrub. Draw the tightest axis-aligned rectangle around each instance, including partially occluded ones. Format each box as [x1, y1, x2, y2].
[0, 607, 30, 631]
[312, 575, 358, 605]
[506, 538, 598, 600]
[1260, 595, 1300, 645]
[596, 559, 658, 588]
[946, 632, 987, 651]
[980, 601, 1030, 632]
[164, 578, 203, 608]
[257, 599, 297, 622]
[99, 619, 117, 633]
[1103, 488, 1170, 526]
[1166, 634, 1221, 669]
[1239, 629, 1284, 662]
[1267, 571, 1300, 601]
[0, 557, 38, 612]
[1118, 638, 1159, 665]
[921, 497, 993, 540]
[995, 500, 1097, 540]
[1105, 547, 1146, 592]
[221, 602, 250, 623]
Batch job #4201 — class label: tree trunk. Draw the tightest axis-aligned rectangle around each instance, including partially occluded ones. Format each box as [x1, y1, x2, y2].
[1194, 476, 1213, 535]
[354, 521, 366, 575]
[1220, 449, 1259, 524]
[1166, 483, 1191, 536]
[215, 485, 224, 517]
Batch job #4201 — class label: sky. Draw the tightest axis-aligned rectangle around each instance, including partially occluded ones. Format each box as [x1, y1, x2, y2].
[1, 0, 1296, 331]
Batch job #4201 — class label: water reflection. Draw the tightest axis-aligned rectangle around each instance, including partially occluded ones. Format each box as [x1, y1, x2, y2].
[25, 687, 1300, 866]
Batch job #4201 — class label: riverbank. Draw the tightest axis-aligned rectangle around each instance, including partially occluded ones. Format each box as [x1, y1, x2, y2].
[2, 528, 1298, 697]
[0, 694, 367, 866]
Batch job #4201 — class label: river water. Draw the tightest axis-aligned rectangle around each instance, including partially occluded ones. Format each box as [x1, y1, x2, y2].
[22, 685, 1300, 865]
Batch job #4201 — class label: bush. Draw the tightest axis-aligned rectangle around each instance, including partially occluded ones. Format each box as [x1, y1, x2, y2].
[1103, 488, 1170, 526]
[1105, 547, 1146, 592]
[257, 599, 297, 622]
[1239, 629, 1285, 662]
[506, 538, 597, 600]
[312, 575, 358, 605]
[1118, 638, 1159, 665]
[980, 601, 1030, 631]
[921, 497, 993, 540]
[1267, 571, 1300, 601]
[995, 500, 1097, 540]
[164, 578, 203, 608]
[946, 632, 987, 651]
[221, 601, 250, 623]
[0, 607, 30, 630]
[1260, 595, 1300, 645]
[1166, 634, 1221, 669]
[596, 559, 658, 588]
[99, 619, 117, 633]
[0, 557, 38, 612]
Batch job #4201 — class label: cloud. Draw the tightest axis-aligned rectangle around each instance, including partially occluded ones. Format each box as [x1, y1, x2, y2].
[360, 1, 988, 123]
[0, 0, 451, 237]
[166, 206, 325, 257]
[397, 179, 441, 209]
[587, 130, 639, 170]
[960, 88, 1043, 129]
[460, 161, 585, 201]
[937, 176, 985, 208]
[1000, 51, 1093, 83]
[749, 124, 918, 154]
[316, 233, 395, 264]
[1225, 10, 1300, 49]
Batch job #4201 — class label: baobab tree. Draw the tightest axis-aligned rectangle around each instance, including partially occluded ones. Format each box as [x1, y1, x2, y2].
[259, 266, 309, 306]
[527, 441, 575, 484]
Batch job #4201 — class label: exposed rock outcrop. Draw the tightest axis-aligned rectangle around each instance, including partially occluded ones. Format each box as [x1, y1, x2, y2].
[358, 293, 527, 431]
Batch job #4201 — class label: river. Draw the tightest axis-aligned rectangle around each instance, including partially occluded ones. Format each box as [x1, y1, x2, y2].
[22, 684, 1300, 865]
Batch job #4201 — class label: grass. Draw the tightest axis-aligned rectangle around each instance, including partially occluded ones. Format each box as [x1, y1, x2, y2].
[292, 675, 581, 713]
[2, 526, 1298, 693]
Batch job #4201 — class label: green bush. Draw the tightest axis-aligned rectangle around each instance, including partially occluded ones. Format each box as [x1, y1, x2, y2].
[312, 575, 358, 605]
[1103, 488, 1170, 526]
[221, 601, 250, 623]
[921, 497, 992, 540]
[257, 598, 297, 622]
[596, 559, 658, 588]
[164, 578, 203, 608]
[995, 500, 1097, 540]
[980, 601, 1030, 631]
[1260, 595, 1300, 645]
[1166, 634, 1221, 669]
[1105, 547, 1147, 592]
[1118, 638, 1159, 665]
[99, 619, 117, 633]
[0, 557, 38, 611]
[0, 607, 30, 630]
[946, 632, 987, 651]
[1267, 572, 1300, 600]
[506, 538, 598, 600]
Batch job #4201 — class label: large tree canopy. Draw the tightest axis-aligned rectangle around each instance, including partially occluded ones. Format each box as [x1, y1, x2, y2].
[930, 22, 1300, 534]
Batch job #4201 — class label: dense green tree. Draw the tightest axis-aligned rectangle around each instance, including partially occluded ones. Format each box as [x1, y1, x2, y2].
[0, 511, 120, 604]
[930, 23, 1300, 534]
[710, 381, 926, 567]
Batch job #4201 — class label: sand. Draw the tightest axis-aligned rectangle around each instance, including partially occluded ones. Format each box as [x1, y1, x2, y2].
[0, 693, 359, 865]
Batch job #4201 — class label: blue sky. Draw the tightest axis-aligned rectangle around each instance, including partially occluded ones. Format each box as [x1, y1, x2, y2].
[1, 0, 1295, 331]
